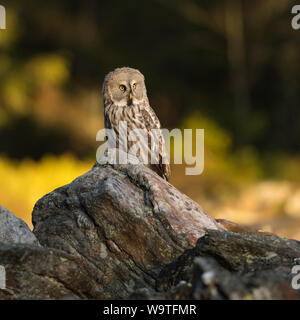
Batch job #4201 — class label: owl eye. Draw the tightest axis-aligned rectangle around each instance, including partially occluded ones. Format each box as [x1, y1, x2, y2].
[132, 83, 136, 89]
[119, 85, 126, 92]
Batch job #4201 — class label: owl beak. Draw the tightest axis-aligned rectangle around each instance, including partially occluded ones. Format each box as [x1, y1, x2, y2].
[128, 92, 133, 105]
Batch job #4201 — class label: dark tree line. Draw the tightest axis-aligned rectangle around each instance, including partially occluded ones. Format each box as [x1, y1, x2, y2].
[0, 0, 299, 159]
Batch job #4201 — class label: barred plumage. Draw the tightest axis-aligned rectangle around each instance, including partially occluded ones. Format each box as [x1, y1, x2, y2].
[102, 67, 171, 181]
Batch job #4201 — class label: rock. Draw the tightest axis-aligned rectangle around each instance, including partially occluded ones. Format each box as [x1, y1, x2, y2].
[0, 243, 105, 299]
[1, 163, 300, 300]
[155, 229, 300, 300]
[0, 206, 39, 245]
[30, 162, 222, 299]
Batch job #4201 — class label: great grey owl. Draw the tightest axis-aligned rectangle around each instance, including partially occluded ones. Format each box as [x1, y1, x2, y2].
[102, 67, 171, 181]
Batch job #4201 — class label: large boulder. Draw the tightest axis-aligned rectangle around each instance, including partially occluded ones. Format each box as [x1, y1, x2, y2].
[31, 162, 223, 299]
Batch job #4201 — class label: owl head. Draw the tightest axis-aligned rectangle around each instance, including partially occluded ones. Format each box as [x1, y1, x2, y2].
[102, 67, 148, 107]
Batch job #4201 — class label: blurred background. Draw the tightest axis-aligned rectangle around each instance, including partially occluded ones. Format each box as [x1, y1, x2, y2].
[0, 0, 300, 238]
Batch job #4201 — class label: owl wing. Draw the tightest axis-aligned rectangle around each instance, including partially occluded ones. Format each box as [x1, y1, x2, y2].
[141, 106, 171, 181]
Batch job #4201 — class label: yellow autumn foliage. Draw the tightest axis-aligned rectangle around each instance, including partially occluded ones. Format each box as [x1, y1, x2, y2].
[0, 154, 93, 229]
